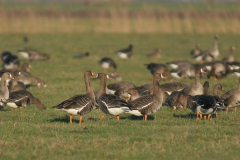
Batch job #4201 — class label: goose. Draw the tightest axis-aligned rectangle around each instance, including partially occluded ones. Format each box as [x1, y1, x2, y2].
[181, 68, 206, 96]
[107, 81, 135, 95]
[166, 60, 192, 70]
[127, 88, 144, 102]
[220, 77, 240, 112]
[145, 63, 172, 81]
[170, 63, 196, 79]
[145, 48, 161, 58]
[222, 47, 235, 63]
[53, 70, 95, 124]
[18, 73, 46, 88]
[0, 72, 14, 109]
[99, 57, 117, 72]
[95, 73, 131, 121]
[1, 51, 20, 69]
[212, 84, 225, 117]
[116, 44, 133, 59]
[8, 71, 26, 92]
[75, 52, 91, 58]
[6, 90, 46, 110]
[207, 61, 229, 81]
[108, 71, 122, 81]
[195, 35, 219, 62]
[17, 49, 50, 61]
[190, 44, 202, 58]
[187, 83, 225, 120]
[126, 73, 165, 120]
[160, 82, 189, 95]
[166, 81, 209, 111]
[0, 62, 32, 77]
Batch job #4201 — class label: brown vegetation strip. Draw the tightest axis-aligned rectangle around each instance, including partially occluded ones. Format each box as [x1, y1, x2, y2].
[1, 10, 240, 19]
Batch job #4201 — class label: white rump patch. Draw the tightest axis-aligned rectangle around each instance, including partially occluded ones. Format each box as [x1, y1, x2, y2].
[7, 102, 19, 109]
[171, 72, 181, 79]
[195, 56, 202, 61]
[19, 52, 29, 59]
[117, 52, 128, 59]
[101, 62, 110, 69]
[169, 64, 178, 69]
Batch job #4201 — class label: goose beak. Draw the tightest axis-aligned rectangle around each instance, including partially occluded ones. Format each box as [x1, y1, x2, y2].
[127, 94, 131, 101]
[106, 75, 112, 79]
[10, 74, 14, 79]
[92, 72, 96, 76]
[160, 74, 166, 79]
[222, 88, 226, 92]
[38, 83, 41, 88]
[200, 68, 206, 74]
[29, 65, 32, 68]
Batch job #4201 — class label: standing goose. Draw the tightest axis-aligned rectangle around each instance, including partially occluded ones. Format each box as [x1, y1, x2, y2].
[145, 48, 161, 58]
[0, 72, 14, 109]
[95, 73, 131, 121]
[6, 90, 46, 110]
[222, 47, 235, 63]
[53, 70, 95, 124]
[220, 77, 240, 112]
[8, 71, 26, 92]
[99, 57, 117, 72]
[116, 44, 133, 59]
[181, 68, 205, 96]
[126, 73, 165, 121]
[207, 61, 228, 81]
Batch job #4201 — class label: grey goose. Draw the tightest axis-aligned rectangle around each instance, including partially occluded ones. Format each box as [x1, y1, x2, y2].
[145, 48, 161, 58]
[99, 57, 117, 72]
[116, 44, 133, 59]
[8, 71, 26, 92]
[53, 70, 96, 124]
[222, 47, 235, 63]
[0, 72, 14, 109]
[1, 51, 20, 69]
[190, 44, 202, 58]
[18, 49, 50, 61]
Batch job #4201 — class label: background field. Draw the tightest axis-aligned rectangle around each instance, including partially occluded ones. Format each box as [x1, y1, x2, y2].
[0, 1, 240, 160]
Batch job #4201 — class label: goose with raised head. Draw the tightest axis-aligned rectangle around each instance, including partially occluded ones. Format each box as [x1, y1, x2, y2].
[220, 78, 240, 112]
[126, 73, 165, 121]
[8, 71, 26, 92]
[53, 70, 96, 124]
[99, 57, 117, 72]
[6, 90, 46, 110]
[116, 44, 133, 59]
[0, 72, 14, 109]
[95, 73, 131, 121]
[181, 68, 205, 96]
[145, 48, 161, 58]
[190, 44, 202, 58]
[166, 81, 209, 111]
[222, 47, 235, 63]
[18, 49, 50, 61]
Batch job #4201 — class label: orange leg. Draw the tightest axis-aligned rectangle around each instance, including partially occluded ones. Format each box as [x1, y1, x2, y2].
[143, 116, 145, 120]
[216, 114, 218, 118]
[125, 98, 128, 102]
[14, 108, 16, 111]
[19, 107, 23, 109]
[196, 111, 200, 120]
[214, 77, 218, 81]
[200, 114, 202, 119]
[208, 115, 210, 120]
[226, 107, 228, 113]
[235, 107, 237, 112]
[117, 115, 120, 121]
[79, 117, 82, 124]
[100, 115, 105, 121]
[144, 115, 147, 121]
[70, 115, 73, 123]
[204, 115, 206, 119]
[200, 60, 204, 64]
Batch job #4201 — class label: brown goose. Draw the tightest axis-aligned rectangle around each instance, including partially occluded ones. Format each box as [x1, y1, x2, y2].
[145, 48, 161, 58]
[145, 63, 172, 81]
[8, 71, 26, 92]
[53, 70, 95, 124]
[0, 72, 14, 109]
[99, 57, 117, 72]
[127, 88, 144, 102]
[0, 62, 32, 77]
[116, 44, 133, 59]
[95, 73, 131, 121]
[108, 71, 122, 81]
[206, 61, 228, 81]
[107, 81, 135, 95]
[222, 47, 235, 63]
[6, 90, 46, 110]
[126, 73, 165, 121]
[18, 49, 50, 61]
[18, 73, 46, 88]
[190, 44, 202, 58]
[160, 82, 189, 95]
[166, 81, 209, 111]
[220, 78, 240, 112]
[181, 69, 205, 96]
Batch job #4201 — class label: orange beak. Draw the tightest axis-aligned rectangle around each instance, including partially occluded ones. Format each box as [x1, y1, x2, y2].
[92, 72, 96, 76]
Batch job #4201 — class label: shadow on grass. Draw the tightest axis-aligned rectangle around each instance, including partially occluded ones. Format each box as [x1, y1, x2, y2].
[127, 115, 155, 121]
[173, 113, 197, 119]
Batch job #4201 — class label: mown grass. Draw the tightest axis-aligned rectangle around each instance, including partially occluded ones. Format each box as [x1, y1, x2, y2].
[0, 33, 240, 159]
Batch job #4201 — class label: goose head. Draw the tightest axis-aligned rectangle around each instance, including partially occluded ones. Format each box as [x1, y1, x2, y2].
[2, 72, 14, 80]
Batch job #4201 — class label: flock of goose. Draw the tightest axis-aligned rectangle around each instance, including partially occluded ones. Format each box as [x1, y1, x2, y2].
[1, 35, 240, 124]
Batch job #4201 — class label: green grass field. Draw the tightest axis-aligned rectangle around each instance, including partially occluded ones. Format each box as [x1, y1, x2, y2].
[0, 33, 240, 159]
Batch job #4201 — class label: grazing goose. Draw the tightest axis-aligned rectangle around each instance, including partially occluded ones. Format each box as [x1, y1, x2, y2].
[166, 60, 192, 70]
[207, 61, 228, 81]
[75, 52, 91, 58]
[0, 62, 32, 77]
[0, 72, 14, 109]
[18, 49, 50, 61]
[99, 57, 117, 72]
[6, 90, 46, 110]
[53, 70, 95, 124]
[212, 84, 225, 117]
[18, 73, 46, 88]
[166, 81, 209, 111]
[127, 88, 144, 102]
[181, 68, 205, 96]
[95, 73, 131, 121]
[187, 83, 225, 120]
[1, 51, 20, 69]
[170, 63, 196, 79]
[107, 81, 135, 95]
[145, 48, 161, 58]
[116, 44, 133, 59]
[160, 82, 189, 95]
[195, 35, 219, 62]
[222, 47, 235, 63]
[108, 71, 122, 81]
[190, 44, 202, 58]
[220, 78, 240, 112]
[8, 71, 26, 92]
[126, 73, 165, 120]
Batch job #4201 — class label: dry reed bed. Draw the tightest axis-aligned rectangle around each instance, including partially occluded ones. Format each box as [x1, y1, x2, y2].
[1, 9, 240, 34]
